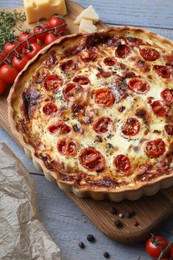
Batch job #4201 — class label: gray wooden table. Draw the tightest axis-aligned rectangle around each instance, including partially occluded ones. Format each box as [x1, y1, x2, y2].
[1, 1, 173, 259]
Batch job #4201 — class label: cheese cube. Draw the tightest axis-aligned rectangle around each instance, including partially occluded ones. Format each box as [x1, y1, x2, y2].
[23, 0, 67, 24]
[79, 19, 97, 33]
[74, 5, 99, 25]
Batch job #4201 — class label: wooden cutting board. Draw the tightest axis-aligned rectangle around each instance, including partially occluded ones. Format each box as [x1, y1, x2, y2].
[1, 0, 173, 244]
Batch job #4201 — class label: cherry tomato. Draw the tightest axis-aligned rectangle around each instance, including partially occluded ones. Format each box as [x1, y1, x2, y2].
[0, 79, 6, 95]
[150, 100, 169, 117]
[24, 43, 42, 60]
[48, 122, 71, 134]
[140, 47, 160, 61]
[3, 41, 18, 53]
[57, 138, 78, 156]
[103, 57, 116, 66]
[121, 117, 140, 136]
[128, 79, 150, 94]
[146, 235, 168, 259]
[80, 50, 98, 63]
[93, 116, 114, 134]
[33, 22, 50, 41]
[113, 154, 131, 174]
[49, 15, 67, 33]
[170, 244, 173, 258]
[45, 33, 61, 45]
[153, 65, 170, 78]
[73, 75, 90, 85]
[63, 83, 84, 102]
[12, 55, 29, 72]
[3, 41, 19, 57]
[165, 124, 173, 135]
[60, 59, 78, 72]
[0, 64, 18, 83]
[161, 88, 173, 105]
[115, 44, 130, 58]
[0, 52, 7, 65]
[79, 148, 105, 171]
[18, 32, 36, 44]
[43, 75, 62, 91]
[144, 138, 165, 158]
[42, 102, 58, 115]
[94, 88, 115, 107]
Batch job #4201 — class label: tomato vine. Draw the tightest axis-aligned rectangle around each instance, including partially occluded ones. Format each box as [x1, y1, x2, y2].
[0, 14, 67, 95]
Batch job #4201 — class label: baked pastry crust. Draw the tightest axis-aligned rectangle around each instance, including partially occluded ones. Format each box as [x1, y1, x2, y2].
[8, 27, 173, 201]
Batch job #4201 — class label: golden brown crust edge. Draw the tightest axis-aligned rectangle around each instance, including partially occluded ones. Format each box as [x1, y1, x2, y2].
[7, 26, 173, 202]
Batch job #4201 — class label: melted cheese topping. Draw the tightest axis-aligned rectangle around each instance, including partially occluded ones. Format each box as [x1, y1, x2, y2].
[13, 28, 173, 189]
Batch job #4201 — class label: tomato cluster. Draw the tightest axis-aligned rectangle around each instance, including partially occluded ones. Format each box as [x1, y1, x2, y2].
[146, 234, 173, 259]
[0, 15, 67, 95]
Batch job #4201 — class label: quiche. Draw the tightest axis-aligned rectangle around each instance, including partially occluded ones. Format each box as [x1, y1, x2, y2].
[8, 27, 173, 201]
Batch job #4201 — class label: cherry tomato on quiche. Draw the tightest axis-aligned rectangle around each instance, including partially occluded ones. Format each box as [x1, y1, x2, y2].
[121, 117, 140, 136]
[150, 100, 169, 117]
[48, 122, 71, 134]
[93, 116, 114, 134]
[139, 47, 160, 61]
[161, 88, 173, 105]
[144, 138, 165, 158]
[24, 43, 42, 60]
[49, 15, 67, 33]
[0, 79, 6, 95]
[12, 55, 29, 72]
[33, 22, 50, 41]
[164, 124, 173, 136]
[45, 33, 61, 46]
[63, 83, 84, 102]
[42, 102, 58, 115]
[0, 64, 18, 83]
[128, 79, 150, 94]
[78, 148, 105, 171]
[113, 154, 131, 174]
[146, 235, 169, 259]
[94, 88, 115, 107]
[43, 74, 62, 91]
[57, 138, 78, 156]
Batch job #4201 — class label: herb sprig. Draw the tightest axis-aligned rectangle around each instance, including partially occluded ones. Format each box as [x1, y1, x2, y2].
[0, 10, 26, 49]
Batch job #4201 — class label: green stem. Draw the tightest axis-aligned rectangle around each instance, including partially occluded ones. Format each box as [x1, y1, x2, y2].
[0, 23, 67, 66]
[157, 240, 173, 260]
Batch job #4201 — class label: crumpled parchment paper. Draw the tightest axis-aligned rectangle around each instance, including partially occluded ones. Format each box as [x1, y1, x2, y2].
[0, 143, 61, 260]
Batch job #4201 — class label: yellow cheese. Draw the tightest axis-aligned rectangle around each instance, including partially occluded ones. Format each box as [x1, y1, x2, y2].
[79, 19, 97, 33]
[23, 0, 67, 23]
[74, 5, 99, 25]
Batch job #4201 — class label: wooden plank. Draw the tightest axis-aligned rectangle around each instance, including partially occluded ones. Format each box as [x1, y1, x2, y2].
[1, 0, 173, 244]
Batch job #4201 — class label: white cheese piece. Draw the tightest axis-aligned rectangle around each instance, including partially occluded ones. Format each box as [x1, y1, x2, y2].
[23, 0, 67, 24]
[79, 19, 97, 33]
[74, 5, 99, 25]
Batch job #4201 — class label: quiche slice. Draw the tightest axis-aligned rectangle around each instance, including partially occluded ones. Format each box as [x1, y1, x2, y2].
[8, 27, 173, 201]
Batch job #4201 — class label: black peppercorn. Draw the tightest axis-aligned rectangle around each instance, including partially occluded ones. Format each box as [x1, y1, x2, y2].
[87, 234, 95, 242]
[131, 210, 136, 217]
[114, 220, 123, 228]
[126, 211, 133, 218]
[126, 210, 135, 218]
[78, 241, 85, 249]
[110, 207, 118, 215]
[103, 251, 110, 258]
